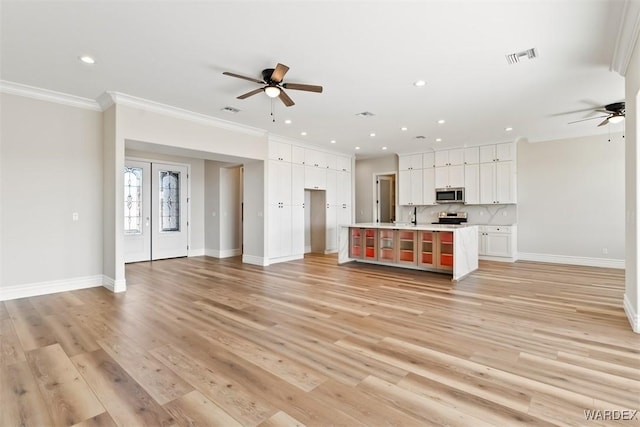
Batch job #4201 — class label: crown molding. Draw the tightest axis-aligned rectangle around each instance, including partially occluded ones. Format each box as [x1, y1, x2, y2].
[99, 91, 267, 138]
[611, 0, 640, 76]
[0, 80, 102, 111]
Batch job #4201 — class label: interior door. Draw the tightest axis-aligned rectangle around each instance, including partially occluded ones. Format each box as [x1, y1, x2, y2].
[151, 163, 189, 260]
[124, 160, 151, 263]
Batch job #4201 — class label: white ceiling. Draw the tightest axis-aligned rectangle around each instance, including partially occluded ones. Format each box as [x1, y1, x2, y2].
[0, 0, 627, 157]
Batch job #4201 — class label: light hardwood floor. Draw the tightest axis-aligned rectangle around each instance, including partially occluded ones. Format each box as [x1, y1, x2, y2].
[1, 255, 638, 426]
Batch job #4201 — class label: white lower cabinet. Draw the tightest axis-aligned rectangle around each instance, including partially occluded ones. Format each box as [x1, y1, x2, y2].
[269, 204, 292, 259]
[478, 225, 517, 260]
[326, 204, 338, 253]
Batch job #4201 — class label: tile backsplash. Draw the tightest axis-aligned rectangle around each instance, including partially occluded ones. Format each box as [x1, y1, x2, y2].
[399, 204, 517, 225]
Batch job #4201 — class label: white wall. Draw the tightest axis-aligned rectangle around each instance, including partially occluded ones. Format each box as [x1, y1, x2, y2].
[624, 32, 640, 332]
[355, 155, 398, 222]
[204, 161, 242, 257]
[242, 160, 265, 265]
[518, 134, 625, 265]
[125, 148, 206, 255]
[1, 93, 104, 295]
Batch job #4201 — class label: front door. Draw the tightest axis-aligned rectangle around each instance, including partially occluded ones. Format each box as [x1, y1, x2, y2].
[151, 163, 189, 260]
[124, 160, 189, 262]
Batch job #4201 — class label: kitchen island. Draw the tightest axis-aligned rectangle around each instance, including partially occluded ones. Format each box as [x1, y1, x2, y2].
[338, 223, 478, 281]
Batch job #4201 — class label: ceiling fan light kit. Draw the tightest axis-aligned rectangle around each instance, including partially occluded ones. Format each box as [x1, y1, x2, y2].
[223, 63, 323, 108]
[567, 101, 625, 127]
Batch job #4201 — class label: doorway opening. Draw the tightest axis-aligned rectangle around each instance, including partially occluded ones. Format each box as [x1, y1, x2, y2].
[124, 159, 190, 263]
[304, 189, 326, 253]
[375, 173, 397, 223]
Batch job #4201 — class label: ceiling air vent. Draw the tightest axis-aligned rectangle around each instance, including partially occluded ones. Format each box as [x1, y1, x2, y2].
[506, 47, 538, 65]
[414, 135, 426, 139]
[356, 111, 375, 117]
[221, 106, 240, 113]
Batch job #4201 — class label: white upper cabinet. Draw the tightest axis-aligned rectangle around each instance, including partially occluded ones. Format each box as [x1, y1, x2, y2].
[464, 147, 479, 165]
[423, 167, 436, 205]
[496, 142, 514, 162]
[326, 169, 337, 206]
[399, 169, 423, 205]
[399, 154, 423, 170]
[423, 152, 435, 169]
[291, 146, 305, 165]
[464, 164, 480, 204]
[324, 154, 337, 170]
[336, 156, 352, 172]
[337, 171, 352, 207]
[269, 141, 292, 162]
[268, 160, 292, 205]
[480, 142, 515, 163]
[435, 165, 464, 189]
[435, 148, 464, 167]
[305, 149, 325, 168]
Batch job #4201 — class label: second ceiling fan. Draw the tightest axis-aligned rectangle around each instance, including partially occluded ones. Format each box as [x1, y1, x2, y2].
[223, 63, 323, 107]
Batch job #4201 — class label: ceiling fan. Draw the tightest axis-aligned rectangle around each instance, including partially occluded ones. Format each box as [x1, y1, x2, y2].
[568, 102, 625, 127]
[223, 63, 323, 107]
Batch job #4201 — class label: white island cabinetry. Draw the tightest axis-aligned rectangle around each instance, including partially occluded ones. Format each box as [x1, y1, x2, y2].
[339, 223, 478, 282]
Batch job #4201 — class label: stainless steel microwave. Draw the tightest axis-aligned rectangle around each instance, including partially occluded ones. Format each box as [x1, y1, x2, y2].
[435, 187, 465, 204]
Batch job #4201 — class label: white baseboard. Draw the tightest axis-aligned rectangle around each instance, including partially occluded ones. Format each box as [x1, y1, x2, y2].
[101, 275, 127, 293]
[242, 255, 268, 266]
[188, 248, 206, 257]
[267, 254, 304, 265]
[0, 275, 104, 301]
[517, 252, 625, 269]
[205, 248, 242, 258]
[479, 255, 517, 263]
[624, 294, 640, 333]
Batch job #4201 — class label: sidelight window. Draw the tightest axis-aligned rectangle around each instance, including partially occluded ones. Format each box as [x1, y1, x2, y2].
[124, 167, 143, 234]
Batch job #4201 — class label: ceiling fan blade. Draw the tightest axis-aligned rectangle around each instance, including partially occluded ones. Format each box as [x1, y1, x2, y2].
[282, 83, 323, 93]
[567, 115, 608, 124]
[597, 117, 610, 127]
[237, 88, 264, 99]
[223, 71, 264, 85]
[270, 63, 290, 83]
[595, 109, 612, 114]
[279, 90, 295, 107]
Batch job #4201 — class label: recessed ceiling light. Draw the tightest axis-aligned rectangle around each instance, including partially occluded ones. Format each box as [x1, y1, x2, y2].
[382, 147, 388, 150]
[330, 140, 336, 144]
[505, 127, 513, 131]
[355, 146, 360, 150]
[437, 119, 446, 124]
[284, 119, 292, 124]
[413, 80, 426, 87]
[301, 131, 307, 136]
[436, 138, 442, 142]
[79, 55, 95, 64]
[401, 127, 408, 131]
[370, 133, 376, 137]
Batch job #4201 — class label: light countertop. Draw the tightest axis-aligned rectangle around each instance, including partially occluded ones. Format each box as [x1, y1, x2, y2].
[344, 222, 478, 231]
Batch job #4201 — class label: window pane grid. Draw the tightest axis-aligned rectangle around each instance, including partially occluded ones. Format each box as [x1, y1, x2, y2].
[124, 167, 142, 235]
[159, 171, 180, 232]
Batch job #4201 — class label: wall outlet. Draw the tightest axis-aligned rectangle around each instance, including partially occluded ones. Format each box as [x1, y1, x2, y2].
[72, 212, 79, 221]
[502, 211, 507, 216]
[602, 247, 608, 254]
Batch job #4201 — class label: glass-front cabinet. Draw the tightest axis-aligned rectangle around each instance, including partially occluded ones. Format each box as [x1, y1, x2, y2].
[349, 228, 363, 258]
[364, 228, 377, 260]
[397, 230, 417, 265]
[378, 229, 396, 263]
[418, 231, 434, 267]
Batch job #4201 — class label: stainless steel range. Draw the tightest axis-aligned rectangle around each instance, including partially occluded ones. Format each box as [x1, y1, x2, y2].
[432, 211, 468, 225]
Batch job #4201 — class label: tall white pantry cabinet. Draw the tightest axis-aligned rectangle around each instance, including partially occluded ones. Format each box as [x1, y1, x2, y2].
[267, 139, 353, 264]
